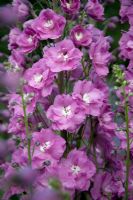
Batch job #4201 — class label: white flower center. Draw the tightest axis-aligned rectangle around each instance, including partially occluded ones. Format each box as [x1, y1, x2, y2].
[62, 106, 72, 117]
[58, 52, 69, 61]
[83, 93, 91, 104]
[129, 80, 133, 86]
[23, 93, 34, 103]
[27, 36, 33, 44]
[44, 20, 53, 28]
[71, 165, 81, 175]
[40, 141, 51, 152]
[33, 74, 43, 84]
[127, 40, 133, 49]
[75, 32, 83, 41]
[66, 3, 71, 8]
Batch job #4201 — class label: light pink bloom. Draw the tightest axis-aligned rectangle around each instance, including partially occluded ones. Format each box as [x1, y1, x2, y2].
[58, 149, 96, 191]
[44, 39, 83, 72]
[24, 58, 55, 97]
[32, 128, 66, 160]
[32, 9, 66, 40]
[46, 94, 85, 131]
[73, 80, 104, 116]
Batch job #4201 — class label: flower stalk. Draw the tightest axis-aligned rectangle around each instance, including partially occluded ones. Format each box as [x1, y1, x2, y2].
[21, 90, 32, 166]
[123, 88, 130, 200]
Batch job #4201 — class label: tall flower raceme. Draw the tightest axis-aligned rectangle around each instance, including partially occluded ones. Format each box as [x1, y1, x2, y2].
[0, 0, 133, 200]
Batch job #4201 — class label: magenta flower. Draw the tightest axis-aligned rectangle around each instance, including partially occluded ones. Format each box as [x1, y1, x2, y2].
[9, 49, 25, 69]
[32, 128, 66, 160]
[85, 0, 104, 21]
[32, 150, 58, 170]
[46, 94, 85, 131]
[17, 27, 39, 54]
[0, 5, 16, 25]
[12, 0, 30, 22]
[119, 0, 133, 22]
[98, 104, 116, 131]
[8, 28, 21, 50]
[32, 9, 66, 40]
[58, 149, 96, 191]
[8, 90, 38, 117]
[87, 24, 104, 43]
[32, 189, 63, 200]
[91, 172, 124, 199]
[8, 115, 25, 136]
[24, 58, 55, 97]
[70, 25, 92, 47]
[60, 0, 80, 14]
[73, 80, 104, 116]
[44, 39, 83, 72]
[119, 28, 133, 60]
[89, 36, 111, 76]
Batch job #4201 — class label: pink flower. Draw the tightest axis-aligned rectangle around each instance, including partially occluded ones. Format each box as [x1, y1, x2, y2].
[98, 104, 116, 131]
[85, 0, 104, 21]
[32, 151, 58, 171]
[70, 25, 92, 47]
[9, 49, 25, 69]
[32, 128, 66, 160]
[8, 86, 39, 117]
[46, 94, 85, 131]
[119, 28, 133, 60]
[89, 36, 111, 76]
[32, 9, 66, 40]
[12, 0, 30, 22]
[58, 149, 96, 191]
[60, 0, 80, 14]
[119, 0, 133, 22]
[17, 27, 39, 54]
[24, 59, 55, 97]
[44, 39, 83, 72]
[8, 115, 25, 136]
[73, 80, 104, 116]
[8, 28, 21, 50]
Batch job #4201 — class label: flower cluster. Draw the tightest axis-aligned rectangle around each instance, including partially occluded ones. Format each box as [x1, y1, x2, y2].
[0, 0, 133, 200]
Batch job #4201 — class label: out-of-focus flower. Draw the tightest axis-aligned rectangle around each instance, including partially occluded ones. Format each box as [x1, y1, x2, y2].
[8, 28, 21, 50]
[12, 0, 30, 22]
[31, 189, 63, 200]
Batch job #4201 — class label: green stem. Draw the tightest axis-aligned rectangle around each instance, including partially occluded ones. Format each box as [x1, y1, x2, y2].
[123, 88, 130, 200]
[21, 91, 32, 166]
